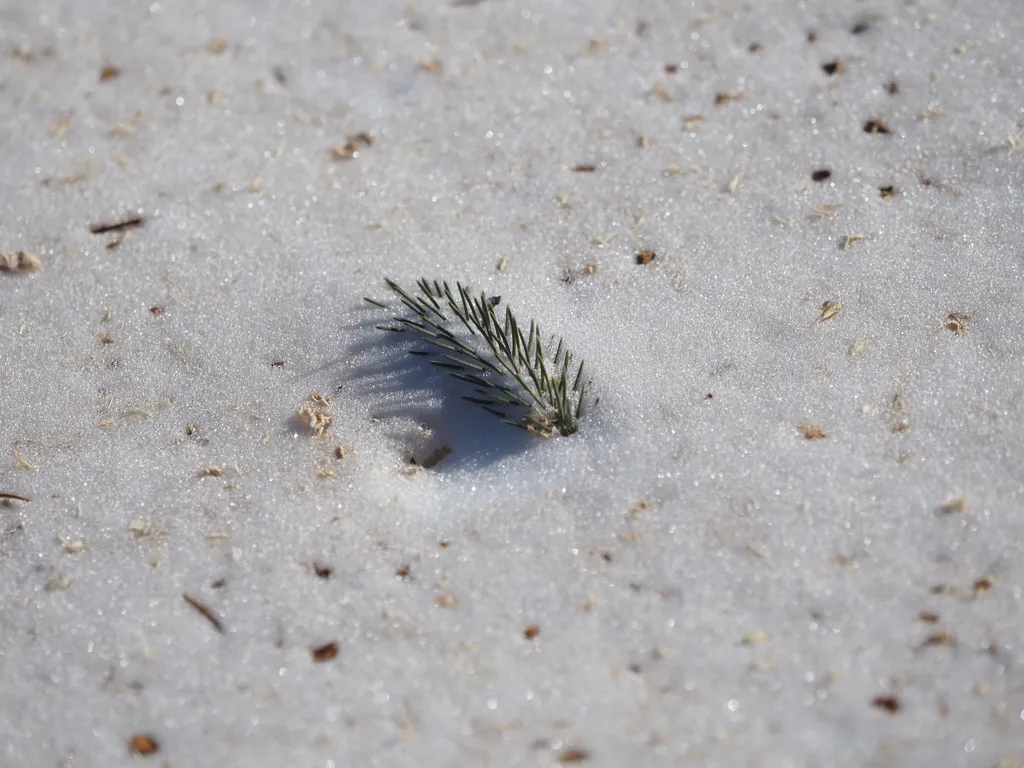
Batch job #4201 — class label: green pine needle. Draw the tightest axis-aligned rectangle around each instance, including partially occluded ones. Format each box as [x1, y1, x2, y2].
[365, 279, 589, 437]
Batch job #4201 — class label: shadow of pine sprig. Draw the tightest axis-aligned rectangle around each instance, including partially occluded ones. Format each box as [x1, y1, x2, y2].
[365, 278, 588, 437]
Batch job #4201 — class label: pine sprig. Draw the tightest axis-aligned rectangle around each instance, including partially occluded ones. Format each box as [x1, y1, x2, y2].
[365, 278, 588, 437]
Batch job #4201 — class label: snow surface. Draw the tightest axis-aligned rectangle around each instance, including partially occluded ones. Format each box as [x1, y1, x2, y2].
[1, 0, 1023, 765]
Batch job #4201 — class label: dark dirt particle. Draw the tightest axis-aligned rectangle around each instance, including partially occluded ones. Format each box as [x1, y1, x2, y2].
[99, 333, 114, 344]
[664, 63, 678, 74]
[571, 164, 596, 173]
[311, 641, 339, 662]
[149, 306, 163, 315]
[100, 65, 121, 81]
[129, 734, 159, 756]
[272, 65, 287, 85]
[863, 119, 891, 134]
[850, 20, 872, 35]
[872, 695, 901, 714]
[748, 42, 762, 53]
[396, 564, 411, 579]
[973, 577, 992, 595]
[635, 250, 656, 265]
[879, 185, 898, 199]
[807, 30, 818, 43]
[210, 578, 226, 589]
[524, 625, 541, 640]
[918, 611, 939, 623]
[821, 59, 841, 76]
[313, 562, 333, 579]
[270, 360, 285, 367]
[885, 80, 899, 95]
[558, 748, 590, 763]
[811, 169, 832, 182]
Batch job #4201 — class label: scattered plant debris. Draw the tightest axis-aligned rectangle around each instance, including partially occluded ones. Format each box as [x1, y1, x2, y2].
[330, 132, 374, 160]
[935, 497, 966, 515]
[945, 312, 969, 335]
[365, 278, 590, 438]
[0, 492, 31, 503]
[0, 251, 41, 272]
[922, 631, 956, 647]
[129, 734, 160, 756]
[817, 300, 842, 322]
[798, 423, 828, 440]
[558, 747, 590, 763]
[742, 629, 768, 645]
[682, 114, 705, 131]
[89, 215, 144, 235]
[297, 394, 332, 437]
[840, 234, 865, 250]
[714, 89, 743, 105]
[182, 593, 224, 634]
[311, 641, 339, 662]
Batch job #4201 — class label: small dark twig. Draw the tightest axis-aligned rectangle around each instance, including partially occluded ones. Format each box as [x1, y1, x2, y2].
[89, 216, 145, 235]
[182, 593, 224, 634]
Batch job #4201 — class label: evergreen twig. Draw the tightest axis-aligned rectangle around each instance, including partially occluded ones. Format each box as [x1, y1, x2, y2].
[365, 279, 588, 437]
